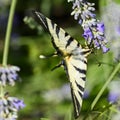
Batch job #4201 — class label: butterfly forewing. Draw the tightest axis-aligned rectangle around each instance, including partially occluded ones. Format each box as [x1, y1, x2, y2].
[33, 11, 91, 119]
[34, 11, 82, 55]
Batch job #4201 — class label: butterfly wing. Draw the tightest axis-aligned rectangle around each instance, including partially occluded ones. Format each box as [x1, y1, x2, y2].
[33, 11, 91, 118]
[33, 11, 81, 55]
[64, 50, 88, 118]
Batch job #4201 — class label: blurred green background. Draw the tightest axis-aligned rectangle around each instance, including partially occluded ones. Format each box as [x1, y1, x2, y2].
[0, 0, 120, 120]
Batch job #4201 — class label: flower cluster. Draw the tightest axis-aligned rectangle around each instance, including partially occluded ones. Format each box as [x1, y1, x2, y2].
[0, 92, 25, 120]
[0, 65, 20, 86]
[68, 0, 109, 53]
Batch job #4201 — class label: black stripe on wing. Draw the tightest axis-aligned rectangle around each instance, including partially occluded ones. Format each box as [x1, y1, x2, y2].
[81, 49, 92, 57]
[65, 32, 69, 37]
[55, 25, 60, 38]
[75, 81, 84, 92]
[72, 57, 87, 64]
[73, 65, 86, 75]
[65, 37, 74, 48]
[33, 11, 61, 54]
[33, 11, 60, 38]
[33, 11, 49, 32]
[51, 20, 55, 29]
[81, 77, 86, 81]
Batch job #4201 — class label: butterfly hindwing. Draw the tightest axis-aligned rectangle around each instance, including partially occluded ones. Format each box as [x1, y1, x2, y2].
[64, 51, 88, 118]
[33, 11, 91, 119]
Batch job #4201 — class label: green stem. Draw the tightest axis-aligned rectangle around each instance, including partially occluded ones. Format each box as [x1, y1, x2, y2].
[2, 0, 17, 66]
[91, 62, 120, 110]
[1, 0, 17, 98]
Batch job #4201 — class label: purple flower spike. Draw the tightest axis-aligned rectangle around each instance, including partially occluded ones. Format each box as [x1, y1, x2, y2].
[0, 65, 20, 86]
[68, 0, 109, 53]
[0, 93, 25, 120]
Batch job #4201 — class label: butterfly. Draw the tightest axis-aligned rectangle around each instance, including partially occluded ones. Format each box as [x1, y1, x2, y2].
[33, 11, 91, 119]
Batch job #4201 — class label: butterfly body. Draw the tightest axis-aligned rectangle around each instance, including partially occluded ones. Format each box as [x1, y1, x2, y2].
[33, 11, 91, 119]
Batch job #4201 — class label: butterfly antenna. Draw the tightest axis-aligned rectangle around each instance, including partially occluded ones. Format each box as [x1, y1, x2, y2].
[39, 52, 58, 59]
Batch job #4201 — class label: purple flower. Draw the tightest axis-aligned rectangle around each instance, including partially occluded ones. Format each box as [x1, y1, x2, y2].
[83, 27, 94, 44]
[96, 23, 105, 33]
[108, 92, 119, 103]
[0, 93, 25, 120]
[83, 90, 89, 99]
[108, 81, 120, 103]
[101, 45, 110, 53]
[68, 0, 109, 53]
[0, 65, 20, 86]
[12, 99, 25, 110]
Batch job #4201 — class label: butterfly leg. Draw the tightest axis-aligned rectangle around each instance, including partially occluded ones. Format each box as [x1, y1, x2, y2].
[51, 60, 64, 71]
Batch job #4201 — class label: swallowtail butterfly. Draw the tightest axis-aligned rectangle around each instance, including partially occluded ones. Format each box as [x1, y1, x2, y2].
[33, 11, 91, 119]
